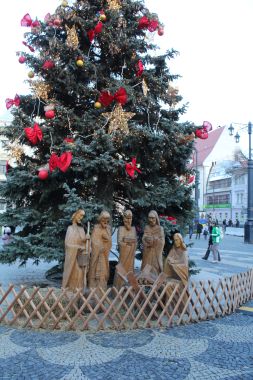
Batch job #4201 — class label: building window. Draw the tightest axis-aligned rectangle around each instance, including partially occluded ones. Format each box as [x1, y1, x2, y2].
[208, 178, 231, 190]
[207, 193, 230, 205]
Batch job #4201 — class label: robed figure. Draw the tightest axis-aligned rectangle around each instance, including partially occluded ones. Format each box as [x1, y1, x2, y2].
[114, 210, 137, 289]
[62, 209, 90, 291]
[88, 211, 112, 290]
[141, 210, 165, 276]
[164, 233, 189, 313]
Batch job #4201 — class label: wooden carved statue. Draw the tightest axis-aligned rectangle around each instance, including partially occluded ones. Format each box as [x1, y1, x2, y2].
[141, 210, 165, 276]
[114, 210, 137, 289]
[164, 233, 189, 313]
[164, 233, 188, 285]
[88, 211, 112, 290]
[62, 209, 90, 291]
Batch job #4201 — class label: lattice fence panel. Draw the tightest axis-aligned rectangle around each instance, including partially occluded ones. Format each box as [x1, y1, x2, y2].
[0, 269, 253, 331]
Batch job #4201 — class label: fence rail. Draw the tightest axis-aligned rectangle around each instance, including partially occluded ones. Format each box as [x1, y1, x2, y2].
[0, 269, 253, 331]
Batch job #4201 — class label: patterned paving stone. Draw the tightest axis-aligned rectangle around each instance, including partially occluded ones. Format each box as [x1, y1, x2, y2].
[86, 329, 155, 349]
[0, 349, 72, 380]
[79, 351, 191, 380]
[10, 329, 79, 348]
[159, 322, 219, 339]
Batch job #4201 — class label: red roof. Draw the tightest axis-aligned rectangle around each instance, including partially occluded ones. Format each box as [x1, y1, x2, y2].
[192, 126, 225, 166]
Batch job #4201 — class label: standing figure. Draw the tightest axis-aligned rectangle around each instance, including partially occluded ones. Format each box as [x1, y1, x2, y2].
[141, 210, 165, 276]
[88, 211, 112, 290]
[62, 209, 90, 291]
[114, 210, 137, 289]
[195, 222, 203, 239]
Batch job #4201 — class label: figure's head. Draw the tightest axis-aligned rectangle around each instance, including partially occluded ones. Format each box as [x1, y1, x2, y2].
[123, 210, 132, 230]
[98, 211, 111, 228]
[173, 233, 186, 250]
[148, 210, 159, 227]
[72, 209, 85, 224]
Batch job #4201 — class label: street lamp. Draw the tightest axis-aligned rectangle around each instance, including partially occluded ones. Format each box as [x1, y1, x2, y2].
[229, 122, 253, 243]
[193, 147, 199, 221]
[228, 124, 234, 136]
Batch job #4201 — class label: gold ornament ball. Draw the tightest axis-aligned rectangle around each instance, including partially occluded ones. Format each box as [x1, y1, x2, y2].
[94, 101, 102, 109]
[100, 14, 107, 22]
[28, 71, 35, 79]
[76, 59, 84, 67]
[61, 0, 68, 7]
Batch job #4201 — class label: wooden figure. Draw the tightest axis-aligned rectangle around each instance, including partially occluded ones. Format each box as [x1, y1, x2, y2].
[141, 210, 165, 276]
[62, 209, 90, 291]
[88, 211, 112, 290]
[114, 210, 137, 288]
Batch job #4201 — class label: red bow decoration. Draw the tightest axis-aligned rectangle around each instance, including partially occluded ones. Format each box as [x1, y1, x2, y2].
[49, 152, 72, 173]
[195, 121, 212, 140]
[87, 21, 103, 42]
[64, 137, 74, 143]
[42, 60, 55, 70]
[99, 87, 127, 107]
[24, 123, 43, 145]
[21, 13, 40, 28]
[160, 215, 177, 224]
[125, 158, 141, 179]
[138, 16, 159, 32]
[187, 175, 195, 185]
[136, 60, 144, 77]
[5, 94, 20, 110]
[22, 41, 35, 52]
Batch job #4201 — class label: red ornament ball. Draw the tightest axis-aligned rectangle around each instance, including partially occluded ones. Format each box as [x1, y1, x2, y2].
[53, 18, 61, 27]
[38, 169, 48, 180]
[19, 56, 26, 64]
[45, 110, 55, 119]
[158, 28, 164, 36]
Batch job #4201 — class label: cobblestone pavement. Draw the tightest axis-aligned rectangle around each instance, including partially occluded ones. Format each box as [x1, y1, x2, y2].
[0, 236, 253, 379]
[0, 306, 253, 380]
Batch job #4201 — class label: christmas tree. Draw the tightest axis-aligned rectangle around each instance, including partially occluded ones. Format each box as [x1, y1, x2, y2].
[0, 0, 196, 265]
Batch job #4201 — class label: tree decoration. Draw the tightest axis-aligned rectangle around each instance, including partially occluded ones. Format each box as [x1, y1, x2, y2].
[195, 121, 212, 140]
[65, 25, 79, 49]
[76, 58, 84, 67]
[99, 11, 107, 22]
[102, 104, 135, 134]
[45, 110, 55, 119]
[30, 81, 52, 100]
[8, 140, 24, 163]
[5, 94, 20, 109]
[125, 157, 141, 179]
[38, 169, 49, 180]
[94, 101, 102, 109]
[98, 87, 127, 107]
[28, 71, 35, 78]
[142, 78, 149, 96]
[87, 21, 103, 42]
[136, 60, 144, 77]
[138, 16, 159, 32]
[18, 56, 26, 64]
[167, 84, 179, 106]
[49, 152, 72, 172]
[22, 41, 35, 52]
[21, 13, 40, 28]
[107, 0, 122, 11]
[24, 123, 43, 145]
[42, 60, 55, 70]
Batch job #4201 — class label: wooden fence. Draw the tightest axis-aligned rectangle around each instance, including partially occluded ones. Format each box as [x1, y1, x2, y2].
[0, 269, 253, 331]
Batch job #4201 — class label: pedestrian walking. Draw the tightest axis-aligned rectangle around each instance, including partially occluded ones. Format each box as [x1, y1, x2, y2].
[189, 224, 193, 239]
[202, 224, 213, 261]
[210, 222, 221, 262]
[195, 222, 203, 239]
[203, 225, 208, 240]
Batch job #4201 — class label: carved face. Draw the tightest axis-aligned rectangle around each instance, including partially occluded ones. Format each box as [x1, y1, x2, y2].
[74, 210, 85, 224]
[123, 215, 132, 230]
[174, 235, 182, 248]
[100, 217, 109, 229]
[148, 216, 156, 227]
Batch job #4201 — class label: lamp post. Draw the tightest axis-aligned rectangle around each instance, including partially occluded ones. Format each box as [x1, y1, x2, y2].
[193, 147, 199, 221]
[229, 122, 253, 243]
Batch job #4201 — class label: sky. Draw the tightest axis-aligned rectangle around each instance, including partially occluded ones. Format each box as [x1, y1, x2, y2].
[1, 0, 252, 147]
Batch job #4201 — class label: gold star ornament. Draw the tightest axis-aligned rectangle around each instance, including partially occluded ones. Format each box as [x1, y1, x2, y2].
[107, 0, 122, 11]
[102, 104, 135, 134]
